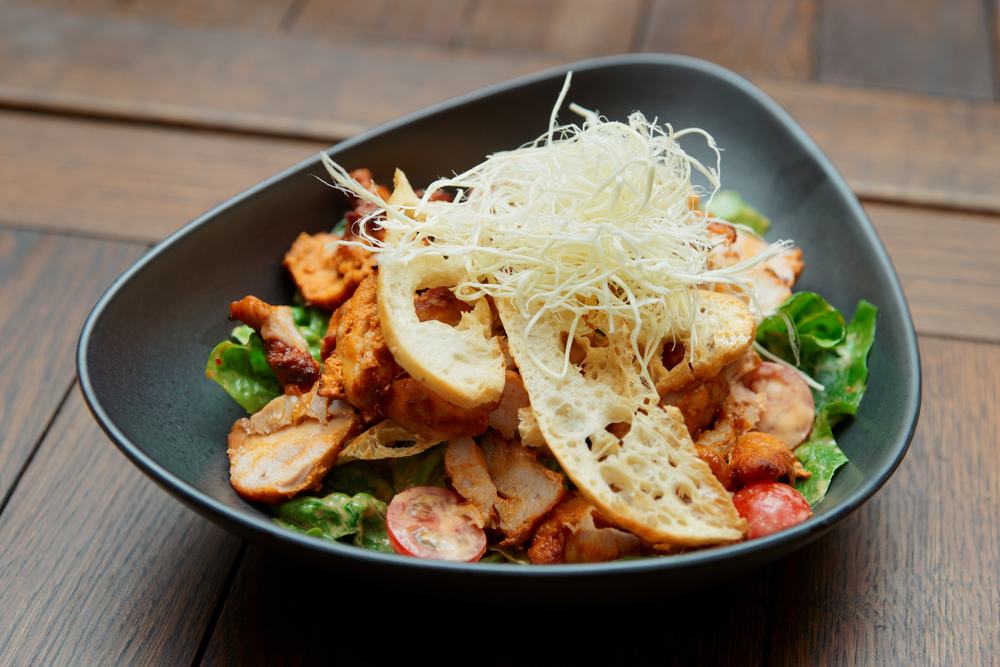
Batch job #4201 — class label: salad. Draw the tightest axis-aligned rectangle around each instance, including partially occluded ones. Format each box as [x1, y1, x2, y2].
[207, 77, 876, 564]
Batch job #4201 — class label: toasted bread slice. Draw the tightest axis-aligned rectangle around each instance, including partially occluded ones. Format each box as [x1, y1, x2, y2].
[336, 419, 441, 464]
[496, 295, 749, 546]
[650, 290, 757, 395]
[375, 170, 505, 409]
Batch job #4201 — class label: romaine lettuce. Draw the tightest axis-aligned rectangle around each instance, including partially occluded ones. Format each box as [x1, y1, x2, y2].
[756, 294, 878, 505]
[273, 492, 392, 553]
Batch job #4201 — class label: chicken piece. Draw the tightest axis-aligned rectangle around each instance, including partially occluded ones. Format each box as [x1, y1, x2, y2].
[707, 223, 805, 312]
[659, 372, 731, 437]
[729, 431, 808, 487]
[229, 296, 320, 395]
[694, 352, 766, 458]
[488, 371, 531, 441]
[444, 437, 500, 529]
[228, 387, 361, 503]
[413, 286, 472, 326]
[696, 445, 736, 490]
[327, 274, 401, 411]
[383, 376, 496, 442]
[283, 232, 376, 312]
[528, 492, 642, 564]
[481, 434, 564, 547]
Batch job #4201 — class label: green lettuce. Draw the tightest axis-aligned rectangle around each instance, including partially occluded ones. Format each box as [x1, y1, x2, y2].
[273, 492, 392, 553]
[705, 190, 771, 236]
[756, 294, 878, 505]
[206, 335, 281, 413]
[391, 443, 448, 491]
[206, 301, 329, 413]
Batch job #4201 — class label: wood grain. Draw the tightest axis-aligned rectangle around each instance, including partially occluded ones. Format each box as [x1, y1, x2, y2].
[0, 229, 145, 503]
[766, 336, 1000, 666]
[126, 0, 295, 30]
[865, 203, 1000, 343]
[0, 4, 563, 141]
[640, 0, 818, 78]
[199, 545, 773, 666]
[0, 389, 243, 666]
[0, 110, 324, 243]
[463, 0, 645, 57]
[818, 0, 995, 100]
[756, 77, 1000, 214]
[292, 0, 474, 45]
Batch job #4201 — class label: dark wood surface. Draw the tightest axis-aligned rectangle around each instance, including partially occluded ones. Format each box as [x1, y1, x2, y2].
[0, 1, 997, 664]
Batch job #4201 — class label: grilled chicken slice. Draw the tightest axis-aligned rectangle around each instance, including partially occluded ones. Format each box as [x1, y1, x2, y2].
[481, 434, 564, 547]
[707, 223, 804, 312]
[283, 232, 376, 311]
[446, 434, 564, 546]
[444, 437, 500, 529]
[321, 274, 401, 411]
[228, 387, 361, 504]
[528, 491, 642, 564]
[384, 375, 496, 442]
[229, 295, 320, 395]
[488, 371, 531, 441]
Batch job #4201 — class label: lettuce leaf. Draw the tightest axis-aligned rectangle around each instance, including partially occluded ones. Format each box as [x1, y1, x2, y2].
[273, 492, 392, 553]
[705, 190, 771, 236]
[791, 412, 849, 505]
[205, 336, 281, 413]
[756, 295, 878, 506]
[391, 442, 448, 491]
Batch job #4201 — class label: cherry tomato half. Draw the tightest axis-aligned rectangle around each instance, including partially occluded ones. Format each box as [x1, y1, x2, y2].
[743, 362, 815, 449]
[732, 481, 812, 540]
[386, 486, 487, 562]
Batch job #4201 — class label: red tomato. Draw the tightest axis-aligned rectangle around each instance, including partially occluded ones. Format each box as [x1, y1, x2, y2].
[386, 486, 487, 562]
[743, 362, 815, 449]
[732, 482, 812, 539]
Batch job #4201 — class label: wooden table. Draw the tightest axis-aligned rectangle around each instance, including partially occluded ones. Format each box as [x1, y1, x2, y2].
[1, 2, 997, 664]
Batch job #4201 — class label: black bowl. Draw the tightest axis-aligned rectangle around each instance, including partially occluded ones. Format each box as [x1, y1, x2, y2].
[77, 54, 920, 603]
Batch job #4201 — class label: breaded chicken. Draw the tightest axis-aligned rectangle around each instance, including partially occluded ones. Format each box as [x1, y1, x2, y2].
[229, 295, 320, 395]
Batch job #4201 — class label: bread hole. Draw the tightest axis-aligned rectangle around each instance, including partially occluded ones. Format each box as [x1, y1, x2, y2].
[585, 436, 593, 450]
[605, 421, 631, 442]
[413, 286, 471, 327]
[609, 484, 622, 493]
[652, 492, 664, 500]
[558, 332, 587, 366]
[662, 341, 686, 371]
[676, 487, 693, 505]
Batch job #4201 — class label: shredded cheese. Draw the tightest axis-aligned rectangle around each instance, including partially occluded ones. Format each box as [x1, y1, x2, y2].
[319, 73, 792, 381]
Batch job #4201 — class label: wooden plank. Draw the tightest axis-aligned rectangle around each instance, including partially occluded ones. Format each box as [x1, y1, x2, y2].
[0, 4, 563, 141]
[766, 336, 1000, 666]
[292, 0, 473, 45]
[756, 77, 1000, 214]
[865, 203, 1000, 343]
[640, 0, 818, 78]
[463, 0, 645, 57]
[5, 5, 1000, 215]
[125, 0, 295, 30]
[0, 390, 243, 666]
[199, 544, 773, 666]
[0, 229, 145, 502]
[818, 0, 994, 100]
[0, 110, 324, 243]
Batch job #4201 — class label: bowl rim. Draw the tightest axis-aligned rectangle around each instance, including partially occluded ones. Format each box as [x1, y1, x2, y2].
[77, 52, 921, 578]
